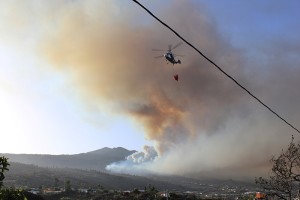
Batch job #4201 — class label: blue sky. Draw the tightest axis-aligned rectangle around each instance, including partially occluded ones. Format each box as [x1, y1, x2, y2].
[0, 0, 300, 167]
[202, 1, 300, 48]
[0, 38, 149, 154]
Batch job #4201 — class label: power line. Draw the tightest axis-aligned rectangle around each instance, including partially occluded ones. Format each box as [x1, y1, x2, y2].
[132, 0, 300, 134]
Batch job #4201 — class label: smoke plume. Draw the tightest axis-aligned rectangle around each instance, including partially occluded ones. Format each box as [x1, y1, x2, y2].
[36, 1, 300, 179]
[106, 145, 158, 175]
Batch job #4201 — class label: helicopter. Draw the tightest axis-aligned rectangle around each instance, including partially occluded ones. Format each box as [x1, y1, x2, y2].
[152, 42, 183, 81]
[152, 42, 183, 65]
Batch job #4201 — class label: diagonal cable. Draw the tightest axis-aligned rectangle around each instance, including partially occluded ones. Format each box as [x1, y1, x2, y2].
[132, 0, 300, 134]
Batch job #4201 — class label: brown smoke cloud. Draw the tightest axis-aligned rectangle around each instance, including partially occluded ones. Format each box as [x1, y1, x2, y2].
[41, 0, 246, 150]
[38, 0, 300, 179]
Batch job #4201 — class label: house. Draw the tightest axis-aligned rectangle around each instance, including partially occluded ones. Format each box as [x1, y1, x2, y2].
[158, 191, 170, 198]
[255, 192, 266, 199]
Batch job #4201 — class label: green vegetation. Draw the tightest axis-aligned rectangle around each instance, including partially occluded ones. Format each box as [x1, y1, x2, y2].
[1, 156, 27, 200]
[0, 188, 27, 200]
[64, 180, 71, 193]
[54, 177, 59, 189]
[0, 156, 10, 188]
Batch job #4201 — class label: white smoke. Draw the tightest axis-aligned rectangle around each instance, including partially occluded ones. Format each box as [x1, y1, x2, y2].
[127, 146, 158, 164]
[106, 145, 158, 174]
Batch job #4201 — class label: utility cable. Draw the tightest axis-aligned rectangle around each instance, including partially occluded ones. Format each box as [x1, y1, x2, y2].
[132, 0, 300, 134]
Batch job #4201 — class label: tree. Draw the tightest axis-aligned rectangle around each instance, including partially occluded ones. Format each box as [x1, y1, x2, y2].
[143, 184, 158, 200]
[255, 136, 300, 199]
[54, 177, 59, 190]
[132, 188, 140, 199]
[65, 179, 71, 192]
[0, 156, 27, 200]
[0, 156, 10, 189]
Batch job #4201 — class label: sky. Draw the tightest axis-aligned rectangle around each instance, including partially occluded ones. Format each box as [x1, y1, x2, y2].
[1, 0, 300, 180]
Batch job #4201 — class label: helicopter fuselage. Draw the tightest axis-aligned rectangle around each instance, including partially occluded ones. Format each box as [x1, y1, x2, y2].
[164, 51, 181, 64]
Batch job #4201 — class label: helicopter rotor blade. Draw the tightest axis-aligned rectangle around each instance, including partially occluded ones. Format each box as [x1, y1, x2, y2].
[152, 49, 166, 51]
[154, 55, 164, 58]
[168, 44, 172, 51]
[172, 42, 183, 50]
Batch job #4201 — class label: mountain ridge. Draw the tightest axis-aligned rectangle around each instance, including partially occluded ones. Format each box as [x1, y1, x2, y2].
[2, 147, 136, 171]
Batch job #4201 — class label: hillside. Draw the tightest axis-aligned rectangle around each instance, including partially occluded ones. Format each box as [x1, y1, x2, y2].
[1, 147, 258, 194]
[2, 147, 135, 171]
[4, 162, 257, 194]
[4, 162, 187, 191]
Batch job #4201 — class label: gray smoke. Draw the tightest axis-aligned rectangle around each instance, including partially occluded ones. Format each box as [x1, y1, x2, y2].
[8, 0, 298, 179]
